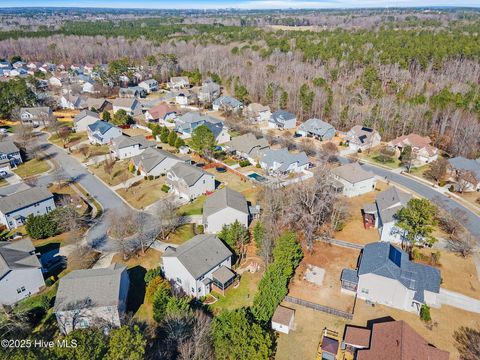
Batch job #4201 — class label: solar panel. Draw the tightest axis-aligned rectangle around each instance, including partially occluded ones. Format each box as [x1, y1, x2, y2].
[388, 246, 402, 267]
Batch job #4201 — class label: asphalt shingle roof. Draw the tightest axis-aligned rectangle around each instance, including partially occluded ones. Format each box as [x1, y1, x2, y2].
[448, 156, 480, 178]
[169, 162, 212, 187]
[0, 187, 53, 215]
[224, 133, 269, 157]
[270, 110, 296, 125]
[203, 187, 249, 218]
[333, 162, 375, 184]
[299, 118, 335, 137]
[261, 148, 309, 172]
[0, 140, 20, 155]
[0, 239, 41, 279]
[213, 96, 243, 108]
[87, 120, 115, 135]
[375, 187, 412, 223]
[132, 147, 180, 173]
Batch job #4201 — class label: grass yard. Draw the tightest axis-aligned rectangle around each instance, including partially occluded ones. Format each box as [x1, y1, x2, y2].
[409, 164, 430, 177]
[112, 248, 163, 270]
[360, 149, 401, 169]
[13, 158, 51, 178]
[209, 271, 263, 313]
[116, 177, 169, 209]
[275, 301, 348, 360]
[90, 160, 133, 186]
[166, 223, 196, 245]
[205, 167, 261, 203]
[177, 195, 207, 216]
[49, 131, 87, 148]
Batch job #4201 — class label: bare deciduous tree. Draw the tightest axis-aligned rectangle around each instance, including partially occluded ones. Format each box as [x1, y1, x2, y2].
[108, 209, 139, 259]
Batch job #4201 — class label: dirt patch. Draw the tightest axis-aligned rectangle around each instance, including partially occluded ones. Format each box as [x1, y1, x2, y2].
[288, 242, 359, 313]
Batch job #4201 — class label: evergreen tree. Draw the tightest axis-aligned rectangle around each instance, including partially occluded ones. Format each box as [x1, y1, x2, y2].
[191, 125, 216, 155]
[106, 325, 146, 360]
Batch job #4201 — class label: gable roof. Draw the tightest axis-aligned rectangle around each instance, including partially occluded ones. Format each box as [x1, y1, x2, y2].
[448, 157, 480, 179]
[112, 98, 139, 109]
[203, 187, 248, 218]
[84, 97, 110, 110]
[132, 147, 180, 173]
[74, 109, 100, 123]
[87, 120, 116, 135]
[333, 162, 375, 184]
[348, 125, 379, 145]
[0, 140, 20, 155]
[169, 162, 212, 187]
[163, 234, 232, 279]
[112, 135, 155, 150]
[148, 103, 177, 119]
[0, 187, 53, 215]
[0, 239, 41, 279]
[357, 320, 449, 360]
[54, 263, 127, 311]
[272, 305, 295, 326]
[270, 110, 296, 125]
[376, 187, 412, 223]
[213, 96, 243, 108]
[20, 107, 51, 118]
[389, 133, 437, 157]
[224, 133, 269, 157]
[261, 148, 309, 172]
[299, 118, 335, 136]
[358, 242, 441, 302]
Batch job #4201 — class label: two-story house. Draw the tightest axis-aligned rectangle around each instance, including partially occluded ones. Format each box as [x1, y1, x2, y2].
[166, 162, 215, 200]
[260, 148, 309, 176]
[73, 110, 101, 132]
[138, 79, 159, 93]
[268, 110, 297, 130]
[131, 147, 183, 177]
[87, 121, 123, 145]
[223, 133, 270, 165]
[20, 107, 53, 126]
[0, 140, 23, 169]
[110, 135, 156, 160]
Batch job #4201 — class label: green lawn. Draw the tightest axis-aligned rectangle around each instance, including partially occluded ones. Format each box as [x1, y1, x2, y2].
[49, 131, 86, 147]
[209, 271, 263, 313]
[13, 158, 51, 178]
[409, 164, 430, 177]
[362, 151, 401, 169]
[167, 224, 196, 245]
[177, 195, 206, 216]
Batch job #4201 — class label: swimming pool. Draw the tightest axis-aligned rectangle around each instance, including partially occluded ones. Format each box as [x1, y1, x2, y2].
[248, 172, 267, 182]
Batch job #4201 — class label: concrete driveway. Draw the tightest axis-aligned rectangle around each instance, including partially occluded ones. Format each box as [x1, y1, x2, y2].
[438, 288, 480, 313]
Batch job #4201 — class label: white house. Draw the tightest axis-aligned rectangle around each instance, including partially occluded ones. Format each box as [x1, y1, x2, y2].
[448, 157, 480, 192]
[243, 103, 271, 123]
[203, 187, 250, 234]
[131, 147, 183, 177]
[175, 90, 196, 106]
[0, 187, 56, 230]
[198, 81, 220, 103]
[297, 118, 336, 141]
[0, 140, 23, 169]
[54, 264, 129, 334]
[260, 148, 309, 175]
[19, 107, 53, 126]
[345, 125, 381, 151]
[332, 162, 376, 197]
[110, 135, 156, 160]
[341, 242, 441, 314]
[144, 103, 177, 125]
[0, 239, 45, 306]
[73, 110, 100, 132]
[362, 187, 412, 243]
[174, 112, 227, 142]
[166, 162, 215, 200]
[48, 76, 63, 87]
[212, 96, 243, 112]
[138, 79, 158, 93]
[82, 80, 96, 94]
[112, 98, 142, 116]
[223, 133, 270, 165]
[271, 306, 295, 334]
[162, 234, 235, 298]
[168, 76, 190, 89]
[268, 110, 296, 130]
[87, 121, 123, 145]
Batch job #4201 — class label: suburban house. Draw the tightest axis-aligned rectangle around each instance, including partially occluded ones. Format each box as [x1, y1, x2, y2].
[212, 96, 243, 112]
[260, 148, 309, 175]
[0, 187, 56, 230]
[166, 162, 215, 200]
[223, 133, 270, 165]
[0, 239, 45, 306]
[203, 187, 250, 234]
[54, 264, 129, 334]
[343, 320, 449, 360]
[175, 90, 196, 106]
[168, 76, 190, 89]
[268, 110, 297, 130]
[243, 103, 271, 123]
[144, 103, 177, 124]
[48, 76, 63, 87]
[131, 147, 183, 177]
[174, 112, 224, 140]
[59, 94, 87, 110]
[87, 121, 123, 145]
[362, 187, 412, 243]
[448, 156, 480, 192]
[112, 98, 142, 117]
[82, 80, 96, 94]
[204, 121, 231, 144]
[138, 79, 159, 93]
[341, 242, 441, 314]
[271, 305, 295, 335]
[19, 107, 53, 126]
[198, 81, 221, 103]
[73, 110, 101, 132]
[0, 140, 23, 169]
[345, 126, 381, 151]
[332, 162, 376, 197]
[111, 135, 156, 160]
[84, 98, 112, 113]
[388, 133, 438, 164]
[162, 234, 235, 298]
[297, 118, 336, 141]
[119, 86, 146, 98]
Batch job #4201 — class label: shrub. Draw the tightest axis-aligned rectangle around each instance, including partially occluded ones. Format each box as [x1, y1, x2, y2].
[137, 170, 141, 176]
[161, 184, 170, 193]
[255, 163, 261, 168]
[339, 141, 343, 146]
[25, 213, 59, 240]
[148, 175, 154, 181]
[239, 160, 251, 167]
[144, 267, 162, 284]
[195, 224, 204, 234]
[449, 185, 455, 192]
[357, 148, 362, 153]
[45, 278, 55, 287]
[420, 304, 431, 322]
[128, 163, 135, 173]
[146, 276, 168, 303]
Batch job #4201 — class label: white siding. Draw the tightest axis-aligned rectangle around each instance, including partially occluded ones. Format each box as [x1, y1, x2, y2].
[336, 177, 377, 197]
[1, 197, 56, 230]
[74, 116, 99, 132]
[0, 268, 45, 305]
[204, 208, 249, 234]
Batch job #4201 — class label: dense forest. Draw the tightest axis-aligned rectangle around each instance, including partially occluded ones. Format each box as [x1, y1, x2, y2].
[0, 10, 479, 157]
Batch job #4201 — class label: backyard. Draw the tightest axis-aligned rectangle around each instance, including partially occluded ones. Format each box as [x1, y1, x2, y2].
[116, 177, 169, 209]
[13, 158, 51, 178]
[205, 167, 261, 203]
[177, 195, 206, 216]
[165, 223, 197, 245]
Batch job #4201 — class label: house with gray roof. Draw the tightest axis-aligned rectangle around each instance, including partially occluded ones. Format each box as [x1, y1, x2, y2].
[362, 187, 412, 243]
[297, 118, 336, 140]
[244, 103, 271, 123]
[111, 135, 156, 160]
[260, 148, 309, 175]
[223, 133, 270, 165]
[138, 79, 159, 93]
[87, 120, 122, 145]
[345, 125, 381, 151]
[166, 162, 215, 200]
[131, 147, 183, 177]
[203, 187, 250, 233]
[332, 162, 376, 197]
[119, 86, 146, 99]
[84, 98, 112, 113]
[73, 109, 101, 132]
[54, 263, 129, 334]
[59, 94, 87, 110]
[212, 96, 243, 112]
[0, 140, 22, 169]
[112, 98, 142, 116]
[341, 242, 441, 314]
[268, 110, 297, 130]
[162, 234, 234, 298]
[174, 112, 227, 142]
[20, 107, 53, 126]
[168, 76, 190, 89]
[0, 239, 45, 305]
[0, 187, 56, 230]
[198, 80, 221, 103]
[448, 156, 480, 192]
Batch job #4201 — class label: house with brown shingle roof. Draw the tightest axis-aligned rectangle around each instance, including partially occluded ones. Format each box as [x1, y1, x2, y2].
[388, 133, 438, 165]
[343, 320, 449, 360]
[144, 103, 178, 124]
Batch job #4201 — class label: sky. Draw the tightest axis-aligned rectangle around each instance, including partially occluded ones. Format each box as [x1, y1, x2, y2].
[2, 0, 480, 9]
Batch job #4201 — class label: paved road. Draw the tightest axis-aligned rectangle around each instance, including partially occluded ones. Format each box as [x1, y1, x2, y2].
[339, 157, 480, 239]
[439, 288, 480, 313]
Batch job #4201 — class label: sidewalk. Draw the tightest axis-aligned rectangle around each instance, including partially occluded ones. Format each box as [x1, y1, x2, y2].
[110, 175, 143, 191]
